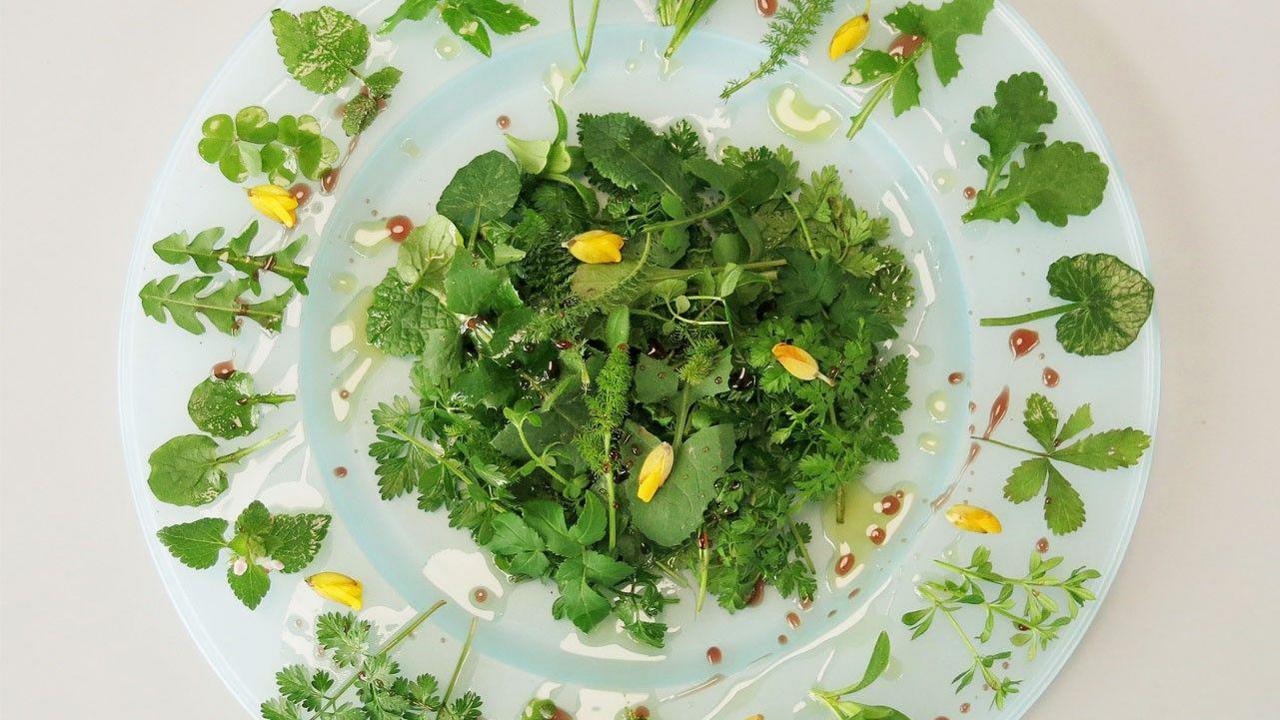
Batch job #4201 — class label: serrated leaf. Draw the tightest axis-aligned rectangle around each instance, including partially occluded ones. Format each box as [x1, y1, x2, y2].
[156, 517, 228, 569]
[1043, 464, 1085, 535]
[227, 562, 271, 609]
[1023, 393, 1059, 451]
[270, 7, 370, 95]
[1047, 253, 1154, 356]
[1003, 457, 1050, 503]
[1051, 428, 1151, 470]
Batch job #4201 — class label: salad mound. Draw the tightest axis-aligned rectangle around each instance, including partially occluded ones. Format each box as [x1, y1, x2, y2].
[364, 108, 914, 647]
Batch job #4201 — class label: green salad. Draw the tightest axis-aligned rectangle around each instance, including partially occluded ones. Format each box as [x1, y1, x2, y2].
[362, 108, 913, 647]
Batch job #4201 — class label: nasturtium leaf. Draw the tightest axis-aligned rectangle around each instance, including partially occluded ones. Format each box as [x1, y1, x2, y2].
[156, 517, 229, 569]
[437, 151, 521, 233]
[626, 425, 735, 546]
[1046, 254, 1154, 355]
[269, 7, 370, 95]
[397, 215, 461, 286]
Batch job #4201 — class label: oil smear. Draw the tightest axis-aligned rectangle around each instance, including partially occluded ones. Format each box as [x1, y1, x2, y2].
[767, 85, 840, 141]
[821, 482, 917, 588]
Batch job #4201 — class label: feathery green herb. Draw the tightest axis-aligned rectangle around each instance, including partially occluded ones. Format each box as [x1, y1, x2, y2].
[722, 0, 836, 99]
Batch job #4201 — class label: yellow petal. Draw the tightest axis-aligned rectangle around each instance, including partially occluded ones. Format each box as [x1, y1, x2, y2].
[306, 571, 364, 610]
[248, 184, 299, 228]
[566, 229, 625, 264]
[636, 442, 674, 503]
[945, 504, 1003, 534]
[771, 343, 834, 385]
[828, 12, 871, 60]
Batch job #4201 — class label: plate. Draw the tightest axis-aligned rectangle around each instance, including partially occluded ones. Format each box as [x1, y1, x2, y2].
[119, 1, 1158, 718]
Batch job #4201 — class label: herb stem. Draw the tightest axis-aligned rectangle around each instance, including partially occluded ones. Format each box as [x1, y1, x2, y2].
[672, 384, 693, 452]
[568, 0, 602, 83]
[215, 428, 288, 465]
[789, 521, 816, 573]
[514, 417, 571, 486]
[923, 587, 1006, 695]
[645, 200, 733, 232]
[979, 303, 1078, 327]
[605, 434, 617, 551]
[970, 435, 1044, 457]
[784, 195, 818, 259]
[252, 393, 296, 406]
[438, 617, 479, 719]
[695, 540, 710, 612]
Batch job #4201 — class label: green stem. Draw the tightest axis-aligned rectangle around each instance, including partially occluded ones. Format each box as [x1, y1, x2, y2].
[784, 196, 818, 259]
[568, 0, 602, 83]
[605, 435, 617, 551]
[934, 560, 1069, 592]
[323, 600, 446, 714]
[971, 435, 1045, 457]
[514, 417, 570, 486]
[251, 393, 296, 406]
[925, 589, 1005, 692]
[979, 303, 1078, 327]
[215, 428, 288, 465]
[438, 618, 479, 719]
[644, 200, 733, 232]
[389, 425, 475, 487]
[672, 384, 693, 452]
[847, 43, 930, 139]
[695, 540, 710, 612]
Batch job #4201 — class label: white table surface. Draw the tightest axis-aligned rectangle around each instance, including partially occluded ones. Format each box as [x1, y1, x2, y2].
[2, 0, 1278, 716]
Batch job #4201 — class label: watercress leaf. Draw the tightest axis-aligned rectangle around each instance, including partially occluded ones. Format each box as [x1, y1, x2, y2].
[397, 215, 461, 286]
[265, 513, 332, 572]
[156, 517, 229, 569]
[966, 141, 1109, 226]
[147, 434, 229, 506]
[270, 7, 370, 95]
[971, 72, 1057, 175]
[379, 0, 439, 33]
[436, 151, 521, 233]
[1022, 393, 1059, 451]
[1046, 253, 1155, 356]
[1043, 464, 1086, 535]
[625, 425, 735, 546]
[1055, 404, 1094, 445]
[633, 355, 679, 403]
[1050, 428, 1151, 471]
[365, 271, 456, 356]
[1003, 457, 1050, 503]
[886, 0, 995, 85]
[578, 113, 692, 203]
[227, 562, 271, 609]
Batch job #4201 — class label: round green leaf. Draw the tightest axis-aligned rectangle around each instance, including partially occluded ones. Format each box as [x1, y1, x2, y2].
[235, 106, 277, 144]
[1048, 253, 1154, 356]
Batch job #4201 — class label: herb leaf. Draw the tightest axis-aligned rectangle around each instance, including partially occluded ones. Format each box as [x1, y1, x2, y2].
[398, 215, 462, 286]
[971, 72, 1058, 180]
[579, 113, 693, 203]
[721, 0, 836, 99]
[188, 371, 294, 439]
[147, 431, 284, 506]
[966, 141, 1109, 226]
[626, 424, 735, 546]
[365, 271, 457, 356]
[436, 151, 522, 236]
[270, 7, 370, 94]
[156, 517, 229, 569]
[139, 275, 293, 335]
[380, 0, 539, 57]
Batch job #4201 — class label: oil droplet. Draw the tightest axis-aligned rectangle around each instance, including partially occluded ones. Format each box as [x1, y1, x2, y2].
[330, 272, 357, 294]
[1043, 367, 1060, 387]
[926, 390, 951, 422]
[918, 432, 941, 454]
[933, 169, 957, 193]
[888, 34, 925, 58]
[767, 84, 840, 141]
[435, 35, 461, 60]
[400, 138, 421, 157]
[1010, 328, 1040, 359]
[706, 646, 723, 665]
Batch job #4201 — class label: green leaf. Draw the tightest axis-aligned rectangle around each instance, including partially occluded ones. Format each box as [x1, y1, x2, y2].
[228, 562, 271, 609]
[552, 552, 618, 632]
[1003, 457, 1050, 503]
[364, 66, 403, 97]
[1047, 254, 1155, 356]
[890, 61, 922, 116]
[382, 0, 537, 56]
[379, 0, 439, 33]
[443, 251, 504, 315]
[146, 434, 230, 506]
[626, 425, 735, 546]
[849, 631, 892, 694]
[1055, 404, 1094, 445]
[965, 141, 1109, 226]
[633, 355, 679, 403]
[236, 106, 278, 144]
[341, 94, 380, 137]
[1051, 428, 1151, 471]
[397, 215, 461, 286]
[1043, 464, 1086, 535]
[139, 275, 245, 336]
[365, 271, 457, 356]
[265, 513, 332, 572]
[776, 249, 843, 316]
[578, 113, 693, 203]
[157, 517, 228, 569]
[436, 151, 521, 233]
[886, 0, 995, 85]
[187, 371, 293, 439]
[269, 7, 370, 95]
[971, 72, 1057, 176]
[522, 501, 580, 557]
[487, 513, 550, 576]
[505, 135, 554, 174]
[1022, 393, 1059, 451]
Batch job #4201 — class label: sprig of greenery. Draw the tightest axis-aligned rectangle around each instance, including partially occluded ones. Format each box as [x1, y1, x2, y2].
[153, 222, 310, 295]
[810, 632, 910, 720]
[963, 72, 1110, 225]
[902, 546, 1099, 709]
[721, 0, 835, 99]
[261, 602, 487, 720]
[157, 501, 330, 609]
[845, 0, 994, 138]
[658, 0, 720, 60]
[188, 370, 294, 439]
[981, 253, 1153, 356]
[147, 430, 288, 506]
[139, 275, 295, 336]
[974, 393, 1151, 535]
[380, 0, 539, 58]
[198, 107, 339, 184]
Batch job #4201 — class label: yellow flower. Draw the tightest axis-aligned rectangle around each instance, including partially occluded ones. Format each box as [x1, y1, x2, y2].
[306, 571, 363, 610]
[636, 442, 675, 503]
[772, 343, 835, 386]
[945, 504, 1003, 534]
[566, 229, 625, 264]
[828, 2, 872, 60]
[248, 184, 299, 228]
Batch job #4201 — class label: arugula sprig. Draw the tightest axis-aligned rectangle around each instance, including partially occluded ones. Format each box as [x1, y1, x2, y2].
[981, 253, 1154, 356]
[153, 222, 310, 295]
[380, 0, 539, 58]
[188, 371, 295, 439]
[139, 275, 295, 336]
[721, 0, 836, 99]
[270, 6, 402, 136]
[157, 501, 330, 609]
[963, 72, 1110, 225]
[902, 546, 1099, 709]
[975, 393, 1151, 535]
[845, 0, 994, 138]
[810, 632, 910, 720]
[261, 602, 486, 720]
[198, 107, 340, 184]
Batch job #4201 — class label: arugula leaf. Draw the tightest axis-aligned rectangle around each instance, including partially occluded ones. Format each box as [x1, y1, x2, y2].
[147, 432, 283, 506]
[844, 0, 994, 138]
[156, 517, 229, 569]
[380, 0, 539, 58]
[365, 271, 457, 356]
[139, 276, 293, 335]
[270, 7, 370, 95]
[153, 223, 310, 296]
[436, 151, 521, 236]
[626, 425, 735, 546]
[187, 371, 294, 439]
[981, 253, 1154, 356]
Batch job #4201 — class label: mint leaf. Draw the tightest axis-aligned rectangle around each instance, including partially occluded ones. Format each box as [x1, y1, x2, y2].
[365, 271, 457, 356]
[436, 151, 521, 234]
[270, 7, 370, 95]
[971, 72, 1057, 178]
[157, 517, 228, 569]
[626, 424, 735, 546]
[1043, 465, 1085, 535]
[1051, 428, 1151, 471]
[228, 562, 271, 609]
[187, 371, 293, 439]
[965, 141, 1109, 226]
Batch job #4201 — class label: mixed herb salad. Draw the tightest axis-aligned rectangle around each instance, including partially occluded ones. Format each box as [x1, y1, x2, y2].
[361, 108, 914, 645]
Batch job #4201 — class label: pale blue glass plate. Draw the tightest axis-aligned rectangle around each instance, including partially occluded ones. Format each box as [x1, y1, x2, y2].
[119, 1, 1158, 718]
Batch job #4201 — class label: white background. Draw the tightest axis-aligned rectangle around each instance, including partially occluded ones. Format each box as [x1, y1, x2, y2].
[2, 0, 1278, 717]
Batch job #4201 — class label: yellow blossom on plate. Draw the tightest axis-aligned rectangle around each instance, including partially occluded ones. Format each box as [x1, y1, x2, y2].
[828, 3, 872, 60]
[306, 571, 363, 610]
[566, 229, 625, 264]
[945, 504, 1003, 534]
[636, 442, 675, 503]
[248, 184, 298, 228]
[772, 343, 835, 386]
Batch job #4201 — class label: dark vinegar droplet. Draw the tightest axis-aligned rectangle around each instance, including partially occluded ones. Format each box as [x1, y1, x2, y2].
[948, 371, 965, 385]
[835, 553, 856, 576]
[1036, 537, 1050, 553]
[631, 707, 650, 720]
[386, 215, 414, 241]
[212, 360, 236, 380]
[554, 339, 574, 350]
[706, 646, 723, 665]
[289, 184, 312, 207]
[889, 33, 926, 58]
[868, 527, 887, 545]
[756, 0, 778, 17]
[333, 466, 348, 478]
[963, 186, 977, 200]
[1043, 367, 1061, 388]
[786, 612, 801, 629]
[777, 634, 789, 645]
[960, 703, 971, 714]
[879, 494, 902, 516]
[746, 576, 766, 606]
[339, 389, 351, 399]
[473, 588, 489, 604]
[321, 168, 340, 194]
[496, 115, 511, 130]
[1010, 328, 1041, 359]
[982, 386, 1012, 439]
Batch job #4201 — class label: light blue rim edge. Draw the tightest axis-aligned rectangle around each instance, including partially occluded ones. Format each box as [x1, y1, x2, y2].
[115, 3, 1163, 717]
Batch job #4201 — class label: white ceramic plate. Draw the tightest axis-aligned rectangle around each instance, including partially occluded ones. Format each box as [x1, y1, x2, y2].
[120, 2, 1158, 718]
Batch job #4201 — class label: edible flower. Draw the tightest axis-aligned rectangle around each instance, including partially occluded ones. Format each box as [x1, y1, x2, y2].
[945, 504, 1003, 534]
[772, 343, 836, 386]
[247, 183, 299, 228]
[306, 571, 364, 610]
[636, 442, 675, 503]
[828, 1, 872, 60]
[566, 229, 625, 264]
